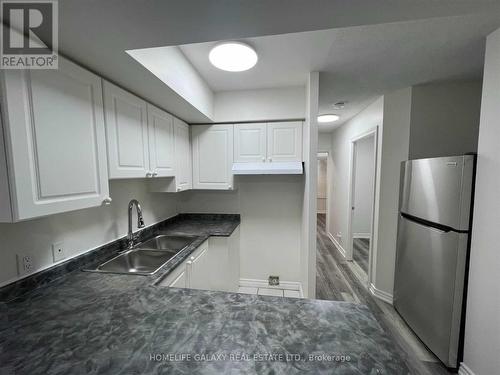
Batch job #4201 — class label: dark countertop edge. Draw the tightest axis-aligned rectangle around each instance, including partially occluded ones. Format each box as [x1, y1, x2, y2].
[0, 213, 240, 303]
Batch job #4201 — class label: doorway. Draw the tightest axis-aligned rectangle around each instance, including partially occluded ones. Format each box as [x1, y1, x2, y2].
[347, 128, 378, 284]
[317, 152, 328, 217]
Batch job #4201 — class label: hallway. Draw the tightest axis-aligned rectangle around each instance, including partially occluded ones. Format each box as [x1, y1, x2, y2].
[315, 214, 453, 375]
[316, 213, 358, 302]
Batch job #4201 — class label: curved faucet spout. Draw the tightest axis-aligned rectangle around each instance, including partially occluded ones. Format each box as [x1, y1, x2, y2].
[128, 199, 145, 248]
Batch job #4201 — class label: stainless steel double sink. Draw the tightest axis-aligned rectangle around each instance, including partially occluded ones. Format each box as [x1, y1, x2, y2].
[90, 235, 198, 276]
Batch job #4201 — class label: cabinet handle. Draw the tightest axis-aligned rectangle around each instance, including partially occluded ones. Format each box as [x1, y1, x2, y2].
[262, 157, 266, 162]
[146, 171, 153, 177]
[102, 197, 112, 205]
[177, 187, 181, 192]
[152, 171, 158, 177]
[228, 185, 232, 190]
[190, 256, 195, 261]
[268, 157, 272, 162]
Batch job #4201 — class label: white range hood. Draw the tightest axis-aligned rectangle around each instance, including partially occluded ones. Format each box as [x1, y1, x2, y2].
[232, 162, 303, 175]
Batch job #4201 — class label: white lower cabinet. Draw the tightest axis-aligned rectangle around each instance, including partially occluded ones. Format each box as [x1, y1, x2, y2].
[158, 227, 240, 292]
[166, 267, 188, 288]
[188, 243, 211, 290]
[0, 56, 110, 222]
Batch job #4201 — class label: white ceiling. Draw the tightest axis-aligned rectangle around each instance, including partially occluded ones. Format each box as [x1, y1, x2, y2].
[32, 0, 500, 124]
[179, 13, 500, 131]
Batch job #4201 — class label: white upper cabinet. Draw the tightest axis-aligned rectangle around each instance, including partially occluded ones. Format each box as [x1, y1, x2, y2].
[173, 118, 192, 191]
[103, 81, 150, 179]
[234, 122, 267, 163]
[0, 57, 110, 222]
[267, 121, 303, 162]
[147, 104, 175, 177]
[147, 117, 192, 193]
[192, 124, 234, 190]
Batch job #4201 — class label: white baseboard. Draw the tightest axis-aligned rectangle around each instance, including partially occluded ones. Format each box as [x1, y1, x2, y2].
[327, 232, 346, 258]
[458, 363, 475, 375]
[239, 278, 303, 297]
[298, 283, 305, 298]
[353, 233, 371, 239]
[369, 283, 393, 304]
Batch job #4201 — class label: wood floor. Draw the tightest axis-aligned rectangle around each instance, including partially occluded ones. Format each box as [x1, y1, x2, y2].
[316, 214, 358, 302]
[315, 213, 454, 375]
[353, 238, 369, 274]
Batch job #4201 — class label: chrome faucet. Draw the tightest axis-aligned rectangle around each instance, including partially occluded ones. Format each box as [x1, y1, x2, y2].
[127, 199, 145, 248]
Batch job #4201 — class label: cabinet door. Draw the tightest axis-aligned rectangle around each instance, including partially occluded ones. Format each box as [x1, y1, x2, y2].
[234, 123, 267, 163]
[157, 263, 187, 288]
[0, 57, 110, 221]
[147, 104, 175, 177]
[189, 246, 211, 290]
[192, 125, 234, 190]
[169, 269, 187, 288]
[173, 118, 192, 191]
[267, 121, 303, 162]
[103, 81, 150, 179]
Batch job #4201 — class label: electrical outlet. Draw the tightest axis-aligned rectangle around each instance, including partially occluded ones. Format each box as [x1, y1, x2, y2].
[17, 254, 33, 276]
[268, 275, 280, 286]
[52, 242, 66, 262]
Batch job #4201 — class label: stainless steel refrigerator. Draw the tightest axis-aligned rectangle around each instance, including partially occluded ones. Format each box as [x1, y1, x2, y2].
[394, 155, 475, 368]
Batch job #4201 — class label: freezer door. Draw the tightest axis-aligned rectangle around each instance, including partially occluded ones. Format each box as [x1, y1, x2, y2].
[394, 215, 469, 368]
[400, 155, 474, 231]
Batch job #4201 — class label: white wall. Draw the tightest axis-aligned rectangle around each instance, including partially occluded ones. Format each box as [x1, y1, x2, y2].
[127, 46, 214, 120]
[213, 87, 305, 123]
[373, 88, 412, 295]
[0, 180, 179, 287]
[318, 135, 332, 153]
[177, 176, 304, 282]
[301, 72, 319, 298]
[462, 28, 500, 375]
[352, 135, 375, 236]
[409, 80, 482, 159]
[328, 98, 384, 253]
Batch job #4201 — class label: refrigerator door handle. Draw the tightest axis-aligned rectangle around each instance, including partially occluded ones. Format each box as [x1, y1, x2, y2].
[400, 212, 453, 233]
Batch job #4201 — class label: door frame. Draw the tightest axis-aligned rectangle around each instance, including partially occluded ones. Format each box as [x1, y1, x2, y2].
[346, 126, 379, 285]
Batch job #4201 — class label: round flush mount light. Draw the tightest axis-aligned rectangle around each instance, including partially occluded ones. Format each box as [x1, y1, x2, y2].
[317, 114, 340, 123]
[209, 41, 258, 72]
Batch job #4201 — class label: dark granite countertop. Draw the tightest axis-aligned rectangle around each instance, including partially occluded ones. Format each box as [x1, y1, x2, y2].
[0, 214, 409, 374]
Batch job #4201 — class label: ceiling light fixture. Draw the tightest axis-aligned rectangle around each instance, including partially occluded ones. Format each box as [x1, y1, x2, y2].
[209, 41, 258, 72]
[317, 114, 340, 123]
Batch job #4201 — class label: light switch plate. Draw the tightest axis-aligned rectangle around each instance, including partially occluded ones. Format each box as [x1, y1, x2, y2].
[52, 242, 66, 262]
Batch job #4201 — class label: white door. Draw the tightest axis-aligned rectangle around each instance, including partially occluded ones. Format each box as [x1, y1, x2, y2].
[192, 124, 234, 190]
[147, 104, 175, 177]
[173, 118, 192, 191]
[0, 57, 110, 220]
[267, 121, 303, 162]
[234, 123, 267, 163]
[103, 81, 150, 178]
